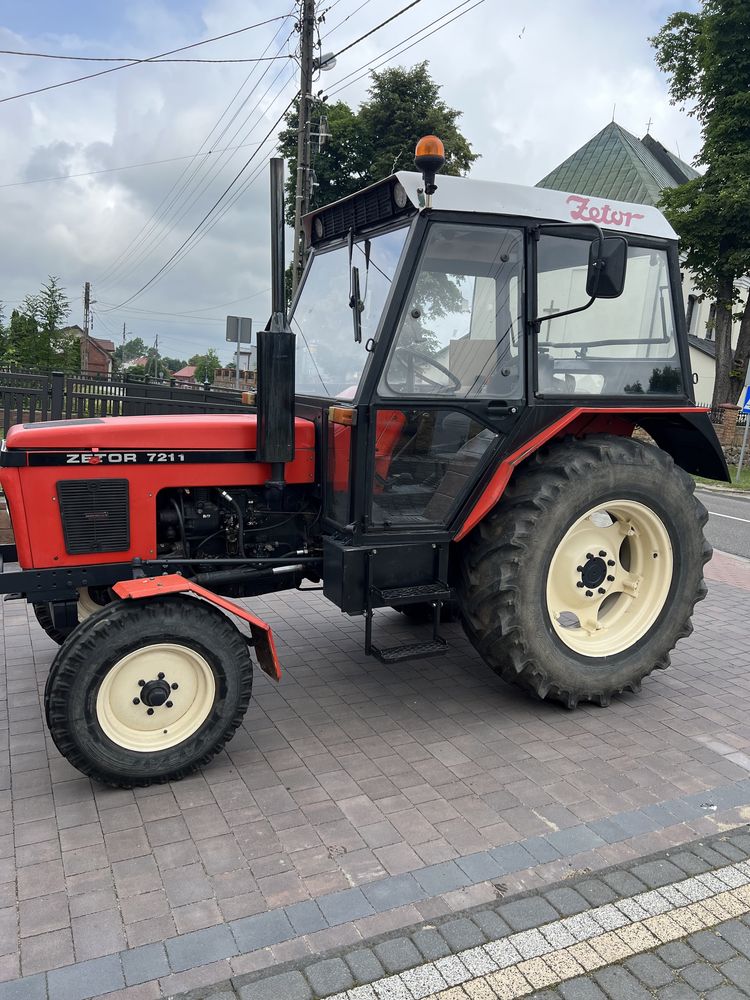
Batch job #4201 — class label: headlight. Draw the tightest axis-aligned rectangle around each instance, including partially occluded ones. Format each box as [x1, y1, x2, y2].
[393, 182, 408, 209]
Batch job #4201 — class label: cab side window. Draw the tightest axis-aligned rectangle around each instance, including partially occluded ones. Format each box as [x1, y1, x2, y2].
[536, 237, 683, 396]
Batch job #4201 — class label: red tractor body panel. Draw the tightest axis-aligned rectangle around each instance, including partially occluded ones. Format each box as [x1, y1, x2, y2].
[1, 414, 316, 569]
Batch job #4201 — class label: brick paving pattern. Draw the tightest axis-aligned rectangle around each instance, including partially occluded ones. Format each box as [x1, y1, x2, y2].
[184, 830, 750, 1000]
[0, 557, 749, 996]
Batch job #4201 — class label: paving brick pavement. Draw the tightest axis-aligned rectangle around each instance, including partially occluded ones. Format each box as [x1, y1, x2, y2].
[174, 828, 750, 1000]
[0, 560, 749, 997]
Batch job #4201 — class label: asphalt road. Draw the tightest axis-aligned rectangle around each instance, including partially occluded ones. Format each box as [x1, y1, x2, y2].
[696, 486, 750, 560]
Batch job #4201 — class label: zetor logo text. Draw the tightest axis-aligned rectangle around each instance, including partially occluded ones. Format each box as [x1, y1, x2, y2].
[566, 194, 645, 228]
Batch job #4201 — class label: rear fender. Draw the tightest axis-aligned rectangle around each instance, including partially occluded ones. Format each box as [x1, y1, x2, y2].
[454, 406, 728, 542]
[112, 575, 281, 682]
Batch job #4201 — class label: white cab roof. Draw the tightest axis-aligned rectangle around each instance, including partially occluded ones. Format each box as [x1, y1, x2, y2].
[394, 170, 677, 241]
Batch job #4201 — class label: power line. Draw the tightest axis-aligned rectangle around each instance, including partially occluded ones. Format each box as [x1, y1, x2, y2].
[0, 48, 292, 64]
[331, 0, 423, 58]
[0, 15, 291, 104]
[103, 92, 299, 311]
[99, 59, 297, 290]
[322, 0, 376, 39]
[96, 14, 296, 288]
[326, 0, 484, 98]
[0, 140, 267, 190]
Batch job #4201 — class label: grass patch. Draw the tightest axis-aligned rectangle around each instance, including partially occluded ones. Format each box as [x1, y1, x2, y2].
[695, 465, 750, 490]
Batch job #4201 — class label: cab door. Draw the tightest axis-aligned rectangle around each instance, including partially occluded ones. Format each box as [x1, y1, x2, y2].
[365, 220, 526, 533]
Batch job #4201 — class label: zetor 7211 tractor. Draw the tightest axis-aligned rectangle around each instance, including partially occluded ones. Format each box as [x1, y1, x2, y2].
[0, 138, 728, 787]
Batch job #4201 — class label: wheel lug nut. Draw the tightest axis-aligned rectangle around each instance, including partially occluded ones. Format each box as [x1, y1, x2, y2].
[147, 708, 154, 716]
[576, 565, 583, 572]
[576, 581, 584, 588]
[585, 590, 593, 597]
[157, 673, 165, 680]
[598, 587, 606, 594]
[132, 698, 140, 705]
[138, 679, 145, 687]
[599, 550, 606, 557]
[166, 701, 173, 708]
[171, 683, 178, 690]
[586, 553, 593, 560]
[607, 575, 615, 582]
[607, 560, 615, 566]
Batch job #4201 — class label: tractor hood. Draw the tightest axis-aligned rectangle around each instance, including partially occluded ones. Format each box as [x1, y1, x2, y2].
[3, 413, 316, 456]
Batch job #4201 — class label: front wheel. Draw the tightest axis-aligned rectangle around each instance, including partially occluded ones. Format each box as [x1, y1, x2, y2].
[44, 596, 253, 786]
[459, 435, 710, 708]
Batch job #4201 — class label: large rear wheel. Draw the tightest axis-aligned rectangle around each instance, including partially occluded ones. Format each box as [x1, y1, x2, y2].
[459, 435, 710, 708]
[44, 595, 253, 786]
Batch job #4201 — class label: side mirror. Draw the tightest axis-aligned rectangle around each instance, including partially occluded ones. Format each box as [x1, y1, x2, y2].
[587, 236, 627, 299]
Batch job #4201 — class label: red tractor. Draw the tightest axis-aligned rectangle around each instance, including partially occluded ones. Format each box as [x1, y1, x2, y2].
[0, 139, 727, 787]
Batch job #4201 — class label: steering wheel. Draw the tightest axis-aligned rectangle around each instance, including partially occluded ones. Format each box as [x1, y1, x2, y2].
[393, 346, 462, 392]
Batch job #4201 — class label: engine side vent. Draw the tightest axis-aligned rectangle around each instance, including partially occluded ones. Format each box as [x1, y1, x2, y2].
[56, 479, 130, 555]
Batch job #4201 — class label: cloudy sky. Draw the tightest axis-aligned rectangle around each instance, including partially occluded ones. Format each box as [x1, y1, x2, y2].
[0, 0, 700, 364]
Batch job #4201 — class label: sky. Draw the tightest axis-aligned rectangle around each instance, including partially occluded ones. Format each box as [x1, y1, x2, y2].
[0, 0, 701, 365]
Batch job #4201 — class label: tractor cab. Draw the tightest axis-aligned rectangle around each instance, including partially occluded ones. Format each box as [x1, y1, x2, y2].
[288, 139, 703, 657]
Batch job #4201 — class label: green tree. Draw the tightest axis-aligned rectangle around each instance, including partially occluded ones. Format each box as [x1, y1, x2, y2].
[651, 0, 750, 405]
[189, 348, 221, 383]
[2, 277, 76, 370]
[113, 336, 147, 370]
[162, 355, 188, 374]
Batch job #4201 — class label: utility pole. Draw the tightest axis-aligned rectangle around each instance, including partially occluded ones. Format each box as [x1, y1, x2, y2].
[82, 281, 91, 372]
[291, 0, 316, 296]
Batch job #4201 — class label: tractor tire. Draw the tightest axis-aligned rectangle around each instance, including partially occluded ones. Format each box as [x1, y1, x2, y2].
[459, 435, 710, 709]
[44, 595, 253, 787]
[397, 601, 461, 624]
[33, 587, 112, 645]
[33, 603, 74, 645]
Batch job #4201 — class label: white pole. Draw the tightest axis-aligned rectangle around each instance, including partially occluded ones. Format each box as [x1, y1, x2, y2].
[737, 413, 750, 484]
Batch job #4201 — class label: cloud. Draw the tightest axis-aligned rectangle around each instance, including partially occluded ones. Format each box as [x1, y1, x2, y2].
[0, 0, 700, 361]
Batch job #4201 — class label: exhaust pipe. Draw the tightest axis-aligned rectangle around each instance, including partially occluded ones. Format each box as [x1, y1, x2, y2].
[257, 158, 295, 488]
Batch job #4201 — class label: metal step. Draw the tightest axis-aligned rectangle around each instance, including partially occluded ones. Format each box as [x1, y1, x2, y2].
[370, 638, 448, 664]
[372, 582, 451, 606]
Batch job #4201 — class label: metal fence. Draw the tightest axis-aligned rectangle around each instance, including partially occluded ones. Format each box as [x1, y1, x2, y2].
[0, 370, 250, 436]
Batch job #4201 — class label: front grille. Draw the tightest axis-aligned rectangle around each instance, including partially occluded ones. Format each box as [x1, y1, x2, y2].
[57, 479, 130, 555]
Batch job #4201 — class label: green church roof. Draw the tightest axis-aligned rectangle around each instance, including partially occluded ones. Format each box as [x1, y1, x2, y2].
[536, 122, 699, 206]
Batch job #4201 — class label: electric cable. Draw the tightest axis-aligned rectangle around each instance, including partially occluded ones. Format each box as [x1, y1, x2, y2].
[326, 0, 485, 98]
[0, 49, 292, 64]
[101, 59, 297, 290]
[322, 0, 375, 40]
[98, 10, 294, 284]
[102, 91, 299, 311]
[0, 16, 292, 104]
[0, 140, 268, 190]
[329, 0, 423, 59]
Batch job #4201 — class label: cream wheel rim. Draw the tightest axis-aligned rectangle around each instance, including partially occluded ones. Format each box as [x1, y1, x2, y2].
[96, 643, 216, 752]
[546, 499, 673, 657]
[78, 588, 106, 622]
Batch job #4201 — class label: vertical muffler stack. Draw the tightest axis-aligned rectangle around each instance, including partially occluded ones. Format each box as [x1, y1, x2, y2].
[257, 158, 295, 496]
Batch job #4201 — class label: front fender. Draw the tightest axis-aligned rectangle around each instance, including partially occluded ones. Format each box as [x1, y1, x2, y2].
[113, 575, 282, 681]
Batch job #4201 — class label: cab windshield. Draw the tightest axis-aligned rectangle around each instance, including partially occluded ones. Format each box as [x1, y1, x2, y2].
[292, 226, 408, 398]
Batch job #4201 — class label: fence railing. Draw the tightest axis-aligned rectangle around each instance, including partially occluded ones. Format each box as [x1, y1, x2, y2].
[0, 370, 249, 436]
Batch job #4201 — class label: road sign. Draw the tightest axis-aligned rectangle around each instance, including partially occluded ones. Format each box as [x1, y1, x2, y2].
[738, 387, 750, 482]
[225, 316, 252, 344]
[225, 317, 253, 389]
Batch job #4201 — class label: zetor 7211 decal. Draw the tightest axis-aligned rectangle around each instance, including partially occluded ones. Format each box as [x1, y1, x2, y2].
[64, 451, 186, 465]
